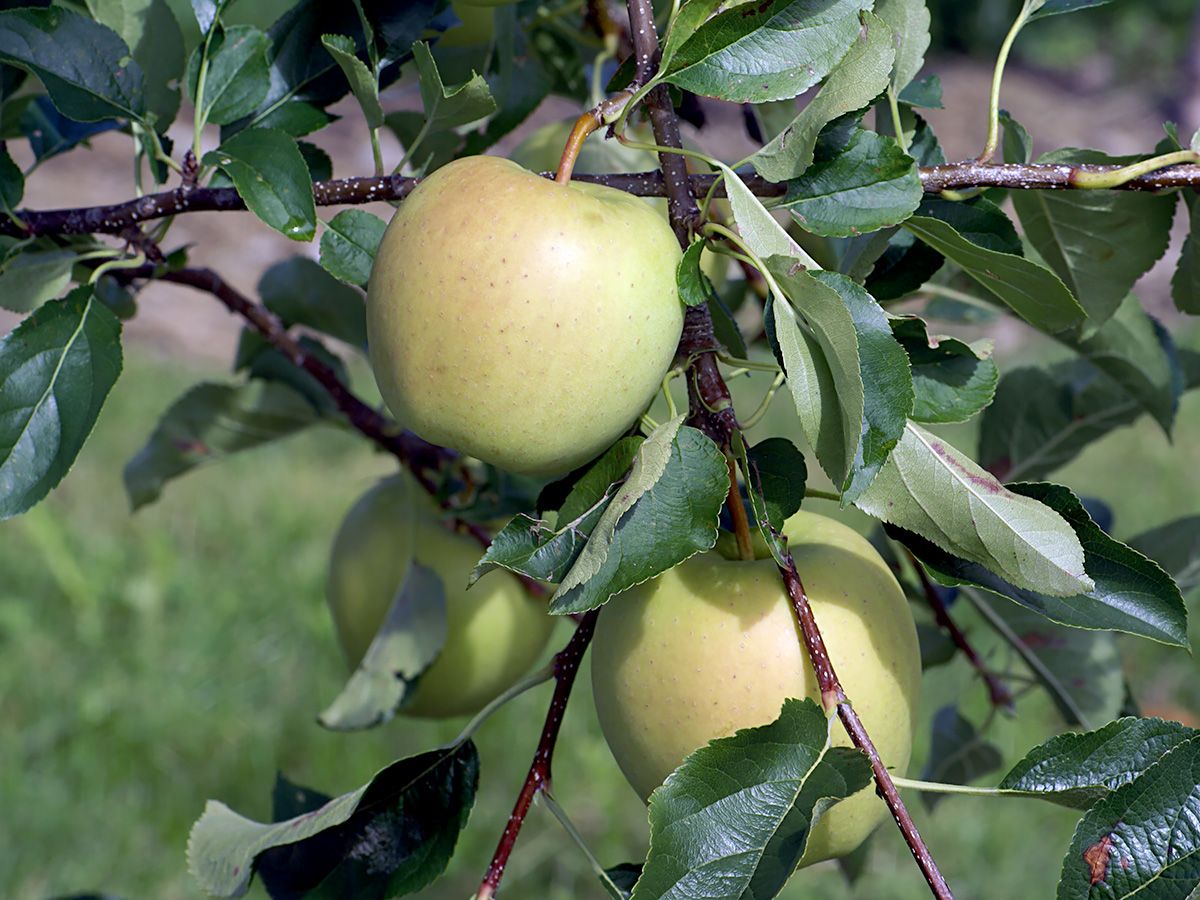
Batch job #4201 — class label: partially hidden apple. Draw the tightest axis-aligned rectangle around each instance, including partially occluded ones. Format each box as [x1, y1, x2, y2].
[590, 509, 921, 866]
[366, 155, 684, 477]
[326, 475, 557, 718]
[438, 1, 495, 48]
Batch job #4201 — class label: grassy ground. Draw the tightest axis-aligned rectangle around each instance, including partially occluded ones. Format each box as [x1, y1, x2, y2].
[1, 343, 1197, 900]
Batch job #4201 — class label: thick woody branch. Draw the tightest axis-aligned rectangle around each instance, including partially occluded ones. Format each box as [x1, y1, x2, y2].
[477, 610, 599, 900]
[9, 162, 1198, 238]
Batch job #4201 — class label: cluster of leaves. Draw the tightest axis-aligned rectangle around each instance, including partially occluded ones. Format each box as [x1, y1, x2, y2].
[2, 0, 1200, 899]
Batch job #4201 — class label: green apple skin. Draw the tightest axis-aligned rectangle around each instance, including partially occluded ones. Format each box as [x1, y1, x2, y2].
[439, 1, 494, 48]
[511, 120, 731, 292]
[590, 510, 921, 866]
[367, 155, 684, 477]
[327, 476, 556, 719]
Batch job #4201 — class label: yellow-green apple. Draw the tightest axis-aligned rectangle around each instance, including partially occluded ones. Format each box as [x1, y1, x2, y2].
[366, 155, 684, 477]
[590, 509, 921, 865]
[511, 119, 731, 292]
[326, 475, 556, 718]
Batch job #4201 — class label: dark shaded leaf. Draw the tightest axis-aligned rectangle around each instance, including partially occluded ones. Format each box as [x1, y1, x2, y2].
[259, 256, 367, 347]
[0, 286, 121, 519]
[920, 706, 1003, 809]
[0, 7, 144, 121]
[123, 380, 317, 509]
[188, 742, 479, 899]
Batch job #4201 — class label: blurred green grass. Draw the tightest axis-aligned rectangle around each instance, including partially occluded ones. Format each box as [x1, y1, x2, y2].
[1, 343, 1197, 900]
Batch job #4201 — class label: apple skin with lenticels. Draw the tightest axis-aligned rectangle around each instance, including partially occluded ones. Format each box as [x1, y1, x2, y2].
[590, 509, 921, 866]
[366, 154, 684, 477]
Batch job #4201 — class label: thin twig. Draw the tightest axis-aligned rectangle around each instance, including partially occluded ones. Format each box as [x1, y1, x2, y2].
[907, 550, 1015, 712]
[780, 557, 954, 899]
[8, 161, 1199, 238]
[477, 610, 599, 900]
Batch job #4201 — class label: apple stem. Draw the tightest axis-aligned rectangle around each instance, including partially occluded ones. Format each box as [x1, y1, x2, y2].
[477, 610, 599, 899]
[725, 456, 756, 561]
[906, 549, 1016, 712]
[554, 111, 603, 185]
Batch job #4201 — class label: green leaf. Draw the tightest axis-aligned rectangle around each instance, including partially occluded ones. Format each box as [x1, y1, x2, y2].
[1128, 517, 1200, 600]
[1012, 150, 1177, 330]
[1173, 195, 1199, 314]
[187, 24, 270, 125]
[898, 74, 942, 108]
[88, 0, 184, 125]
[920, 706, 1003, 810]
[258, 256, 367, 348]
[472, 439, 643, 587]
[633, 698, 872, 900]
[724, 164, 819, 265]
[1055, 735, 1200, 899]
[320, 210, 387, 289]
[204, 128, 316, 240]
[549, 417, 727, 615]
[1000, 717, 1197, 810]
[894, 482, 1189, 646]
[411, 40, 495, 131]
[676, 241, 714, 308]
[321, 33, 383, 129]
[874, 0, 930, 92]
[662, 0, 872, 104]
[318, 562, 446, 731]
[253, 99, 337, 136]
[903, 213, 1085, 333]
[0, 143, 22, 210]
[123, 380, 317, 509]
[891, 315, 997, 424]
[245, 1, 438, 127]
[0, 7, 145, 122]
[658, 0, 724, 73]
[780, 118, 923, 238]
[17, 96, 120, 163]
[863, 229, 945, 300]
[746, 436, 808, 530]
[855, 424, 1093, 597]
[767, 261, 864, 490]
[0, 287, 122, 519]
[751, 12, 895, 181]
[1063, 293, 1181, 434]
[979, 351, 1200, 482]
[235, 330, 348, 416]
[187, 742, 479, 899]
[1028, 0, 1114, 20]
[0, 246, 76, 313]
[812, 270, 913, 503]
